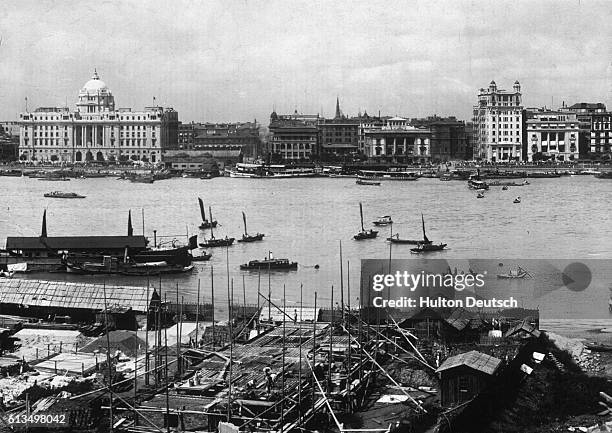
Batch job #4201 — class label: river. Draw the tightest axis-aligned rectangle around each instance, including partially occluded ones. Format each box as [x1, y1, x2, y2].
[1, 175, 611, 332]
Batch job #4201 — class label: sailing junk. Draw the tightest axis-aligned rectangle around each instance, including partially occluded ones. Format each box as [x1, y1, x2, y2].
[237, 211, 265, 243]
[199, 206, 235, 248]
[354, 202, 378, 240]
[387, 214, 433, 245]
[198, 198, 218, 229]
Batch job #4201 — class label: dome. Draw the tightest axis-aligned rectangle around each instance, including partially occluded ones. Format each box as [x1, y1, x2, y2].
[81, 69, 109, 93]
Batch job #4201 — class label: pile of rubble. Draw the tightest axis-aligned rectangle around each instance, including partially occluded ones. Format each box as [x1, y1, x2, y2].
[547, 332, 612, 375]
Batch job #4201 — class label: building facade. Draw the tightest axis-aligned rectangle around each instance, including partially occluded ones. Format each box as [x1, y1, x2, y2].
[318, 98, 360, 156]
[590, 112, 612, 158]
[411, 116, 470, 161]
[525, 109, 579, 162]
[473, 81, 524, 162]
[363, 117, 432, 163]
[18, 70, 178, 163]
[268, 111, 319, 161]
[0, 122, 19, 161]
[560, 103, 607, 158]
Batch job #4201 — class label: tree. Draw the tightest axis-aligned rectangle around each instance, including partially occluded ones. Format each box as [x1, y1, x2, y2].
[130, 155, 139, 161]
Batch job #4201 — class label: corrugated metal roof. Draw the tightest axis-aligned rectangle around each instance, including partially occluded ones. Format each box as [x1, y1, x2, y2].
[0, 278, 152, 312]
[436, 350, 501, 376]
[5, 236, 147, 251]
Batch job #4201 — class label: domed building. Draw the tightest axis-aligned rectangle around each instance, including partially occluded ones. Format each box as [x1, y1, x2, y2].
[18, 70, 178, 164]
[76, 69, 115, 113]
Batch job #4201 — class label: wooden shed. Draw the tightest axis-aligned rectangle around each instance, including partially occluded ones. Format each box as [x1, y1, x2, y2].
[436, 350, 502, 407]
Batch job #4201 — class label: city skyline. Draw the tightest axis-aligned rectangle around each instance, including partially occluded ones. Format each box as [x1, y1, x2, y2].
[1, 0, 611, 124]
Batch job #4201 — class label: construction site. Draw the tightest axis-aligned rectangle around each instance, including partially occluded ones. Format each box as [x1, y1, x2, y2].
[0, 276, 611, 433]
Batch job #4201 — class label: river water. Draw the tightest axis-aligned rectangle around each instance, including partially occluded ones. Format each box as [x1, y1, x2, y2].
[1, 175, 611, 331]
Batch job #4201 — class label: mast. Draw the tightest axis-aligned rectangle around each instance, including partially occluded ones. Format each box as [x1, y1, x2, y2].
[209, 206, 215, 239]
[198, 198, 207, 223]
[422, 213, 429, 243]
[195, 279, 200, 348]
[359, 202, 364, 232]
[211, 267, 216, 347]
[41, 209, 47, 237]
[127, 210, 133, 236]
[242, 211, 248, 236]
[102, 282, 113, 433]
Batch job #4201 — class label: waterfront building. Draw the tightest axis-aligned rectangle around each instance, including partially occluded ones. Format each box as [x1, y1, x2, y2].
[525, 109, 579, 162]
[560, 102, 607, 158]
[590, 112, 612, 158]
[179, 121, 262, 159]
[411, 116, 471, 161]
[472, 81, 524, 162]
[318, 98, 360, 157]
[363, 117, 432, 163]
[268, 110, 319, 161]
[357, 112, 384, 153]
[0, 122, 19, 161]
[18, 70, 178, 163]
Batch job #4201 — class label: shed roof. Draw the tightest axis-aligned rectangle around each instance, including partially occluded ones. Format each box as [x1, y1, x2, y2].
[436, 350, 501, 376]
[0, 278, 154, 312]
[5, 236, 147, 251]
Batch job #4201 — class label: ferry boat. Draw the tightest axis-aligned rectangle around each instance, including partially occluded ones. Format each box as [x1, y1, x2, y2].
[267, 165, 317, 178]
[44, 191, 86, 199]
[240, 253, 297, 270]
[226, 163, 268, 178]
[65, 255, 194, 276]
[357, 170, 419, 181]
[467, 176, 489, 190]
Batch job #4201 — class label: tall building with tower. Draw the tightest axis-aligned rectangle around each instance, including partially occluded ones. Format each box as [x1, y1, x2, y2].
[18, 70, 178, 163]
[473, 80, 524, 162]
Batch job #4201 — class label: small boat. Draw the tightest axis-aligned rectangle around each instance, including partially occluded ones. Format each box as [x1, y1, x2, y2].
[410, 243, 447, 254]
[237, 211, 265, 243]
[130, 175, 155, 184]
[513, 196, 521, 203]
[192, 252, 212, 261]
[502, 186, 508, 190]
[477, 191, 485, 198]
[596, 172, 612, 179]
[198, 198, 218, 229]
[356, 179, 381, 186]
[240, 252, 297, 270]
[386, 214, 433, 245]
[497, 266, 531, 279]
[44, 191, 86, 199]
[585, 343, 612, 352]
[198, 206, 235, 248]
[354, 202, 378, 240]
[373, 215, 393, 226]
[38, 177, 70, 181]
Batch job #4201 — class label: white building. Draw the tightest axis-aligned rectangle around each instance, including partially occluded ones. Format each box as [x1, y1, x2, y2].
[18, 70, 178, 163]
[526, 110, 579, 162]
[363, 117, 431, 162]
[473, 81, 524, 162]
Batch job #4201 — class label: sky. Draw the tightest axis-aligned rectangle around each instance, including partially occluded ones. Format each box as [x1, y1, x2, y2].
[1, 0, 611, 124]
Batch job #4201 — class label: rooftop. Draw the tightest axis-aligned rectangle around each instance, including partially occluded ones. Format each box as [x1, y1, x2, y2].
[0, 278, 155, 312]
[436, 350, 502, 376]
